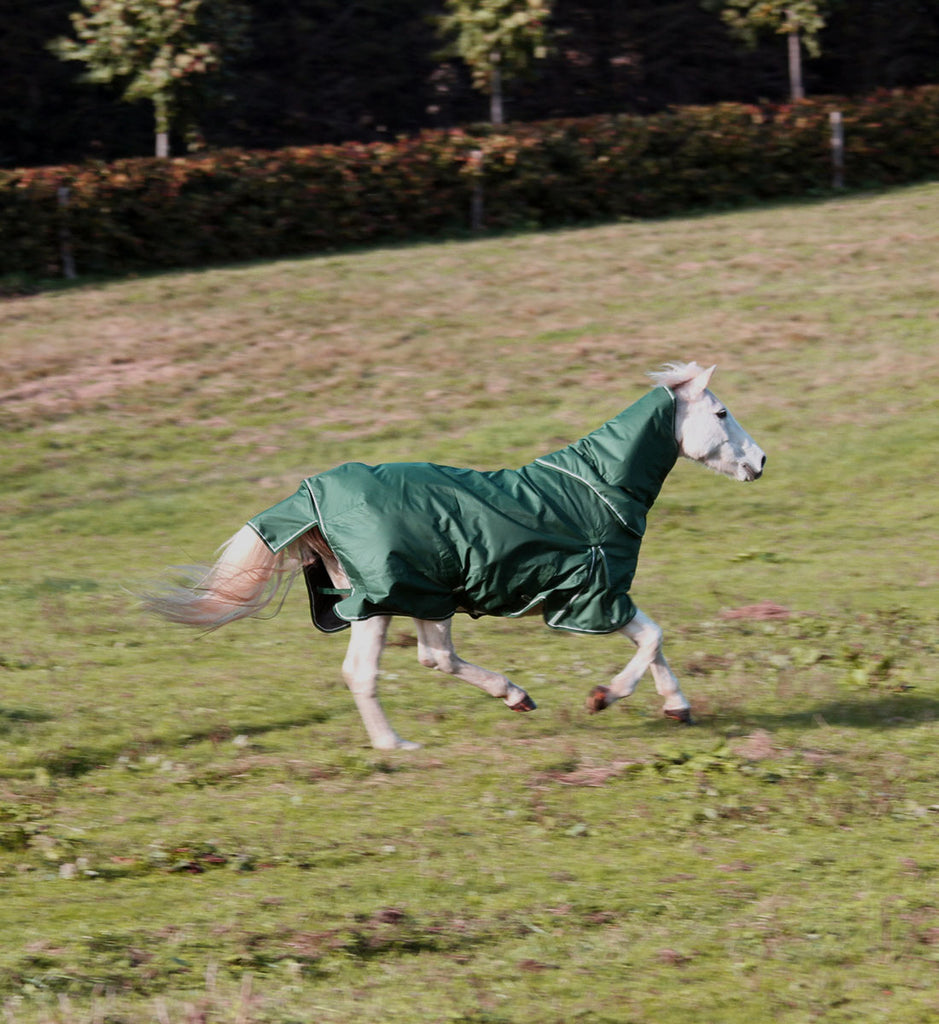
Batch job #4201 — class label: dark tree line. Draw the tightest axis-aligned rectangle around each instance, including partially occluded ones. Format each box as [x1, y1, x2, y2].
[3, 0, 938, 168]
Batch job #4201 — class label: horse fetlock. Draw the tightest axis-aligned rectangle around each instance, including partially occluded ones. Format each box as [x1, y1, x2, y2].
[368, 731, 422, 751]
[586, 685, 613, 713]
[503, 684, 536, 712]
[379, 735, 422, 751]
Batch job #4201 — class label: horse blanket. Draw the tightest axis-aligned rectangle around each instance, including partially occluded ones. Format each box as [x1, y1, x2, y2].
[248, 386, 678, 634]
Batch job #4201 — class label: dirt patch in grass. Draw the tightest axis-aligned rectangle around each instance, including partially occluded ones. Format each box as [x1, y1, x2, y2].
[0, 356, 194, 416]
[721, 601, 792, 620]
[532, 759, 644, 787]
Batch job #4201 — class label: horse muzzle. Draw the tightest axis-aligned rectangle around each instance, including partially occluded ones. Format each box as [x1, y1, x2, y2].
[741, 453, 766, 481]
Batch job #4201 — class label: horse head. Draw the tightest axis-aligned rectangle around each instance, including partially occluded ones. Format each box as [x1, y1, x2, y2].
[651, 362, 766, 482]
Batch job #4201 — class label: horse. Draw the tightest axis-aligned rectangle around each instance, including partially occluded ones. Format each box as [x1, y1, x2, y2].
[143, 361, 765, 750]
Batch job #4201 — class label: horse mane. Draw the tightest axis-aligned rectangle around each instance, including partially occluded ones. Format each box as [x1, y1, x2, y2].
[647, 361, 708, 389]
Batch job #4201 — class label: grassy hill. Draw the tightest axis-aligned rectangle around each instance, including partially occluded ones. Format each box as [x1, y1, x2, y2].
[0, 184, 937, 1023]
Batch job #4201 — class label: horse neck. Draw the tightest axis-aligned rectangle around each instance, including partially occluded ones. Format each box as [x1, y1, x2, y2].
[575, 388, 679, 498]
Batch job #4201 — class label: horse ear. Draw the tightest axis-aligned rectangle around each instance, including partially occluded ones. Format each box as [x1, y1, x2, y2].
[687, 364, 716, 396]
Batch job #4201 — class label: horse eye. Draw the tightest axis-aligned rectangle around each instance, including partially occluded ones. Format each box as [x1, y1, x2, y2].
[716, 409, 727, 419]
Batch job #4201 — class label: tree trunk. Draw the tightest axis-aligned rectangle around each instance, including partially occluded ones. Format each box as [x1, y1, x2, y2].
[489, 52, 503, 125]
[787, 11, 805, 100]
[154, 95, 171, 157]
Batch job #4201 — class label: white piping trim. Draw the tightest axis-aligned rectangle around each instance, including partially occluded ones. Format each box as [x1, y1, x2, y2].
[545, 546, 598, 628]
[247, 518, 315, 554]
[546, 611, 637, 634]
[533, 458, 634, 533]
[551, 545, 634, 633]
[505, 584, 566, 619]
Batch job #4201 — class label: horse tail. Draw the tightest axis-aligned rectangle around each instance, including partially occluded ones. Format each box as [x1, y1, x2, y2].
[142, 525, 299, 631]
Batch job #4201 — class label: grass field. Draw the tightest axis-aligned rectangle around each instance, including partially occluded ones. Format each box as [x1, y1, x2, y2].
[1, 183, 937, 1023]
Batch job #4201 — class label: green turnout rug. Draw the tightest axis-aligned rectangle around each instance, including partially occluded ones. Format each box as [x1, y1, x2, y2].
[249, 386, 678, 634]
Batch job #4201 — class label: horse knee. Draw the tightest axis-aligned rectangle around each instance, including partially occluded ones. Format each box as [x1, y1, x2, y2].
[342, 658, 378, 697]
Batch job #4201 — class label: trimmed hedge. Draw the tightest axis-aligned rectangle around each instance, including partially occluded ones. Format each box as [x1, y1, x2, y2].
[3, 87, 938, 279]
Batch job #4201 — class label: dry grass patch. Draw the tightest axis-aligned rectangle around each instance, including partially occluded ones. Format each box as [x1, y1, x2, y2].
[2, 184, 936, 434]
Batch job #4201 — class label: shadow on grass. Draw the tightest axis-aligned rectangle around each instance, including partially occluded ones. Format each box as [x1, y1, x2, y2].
[2, 708, 332, 778]
[712, 692, 939, 732]
[167, 708, 331, 750]
[0, 707, 55, 725]
[0, 707, 55, 743]
[591, 692, 939, 740]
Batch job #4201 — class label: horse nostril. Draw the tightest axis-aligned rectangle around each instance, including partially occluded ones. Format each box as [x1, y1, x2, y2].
[760, 455, 767, 468]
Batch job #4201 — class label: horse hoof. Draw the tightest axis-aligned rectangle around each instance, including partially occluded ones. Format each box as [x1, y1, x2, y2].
[586, 685, 611, 714]
[507, 694, 537, 712]
[664, 707, 694, 725]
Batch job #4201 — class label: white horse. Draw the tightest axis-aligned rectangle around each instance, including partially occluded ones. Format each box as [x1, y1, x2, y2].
[144, 362, 765, 750]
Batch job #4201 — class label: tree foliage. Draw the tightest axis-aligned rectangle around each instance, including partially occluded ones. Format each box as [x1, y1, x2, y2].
[714, 0, 828, 99]
[50, 0, 248, 156]
[4, 0, 938, 167]
[438, 0, 553, 122]
[719, 1, 827, 57]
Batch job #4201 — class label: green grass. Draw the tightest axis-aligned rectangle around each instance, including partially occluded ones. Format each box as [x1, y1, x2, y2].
[0, 184, 937, 1023]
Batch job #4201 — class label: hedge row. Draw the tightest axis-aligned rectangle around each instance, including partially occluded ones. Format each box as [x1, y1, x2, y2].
[3, 87, 938, 279]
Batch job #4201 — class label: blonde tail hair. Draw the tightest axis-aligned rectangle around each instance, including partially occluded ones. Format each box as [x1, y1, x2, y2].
[142, 525, 299, 631]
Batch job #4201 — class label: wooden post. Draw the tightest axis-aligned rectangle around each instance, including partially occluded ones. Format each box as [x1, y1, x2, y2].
[57, 186, 77, 280]
[470, 149, 484, 232]
[830, 110, 845, 190]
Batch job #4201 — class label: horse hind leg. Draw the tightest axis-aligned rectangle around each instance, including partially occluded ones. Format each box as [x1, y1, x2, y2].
[296, 530, 418, 750]
[342, 616, 421, 750]
[414, 619, 536, 712]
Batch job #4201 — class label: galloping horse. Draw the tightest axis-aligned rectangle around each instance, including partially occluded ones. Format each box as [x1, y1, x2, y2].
[144, 361, 765, 749]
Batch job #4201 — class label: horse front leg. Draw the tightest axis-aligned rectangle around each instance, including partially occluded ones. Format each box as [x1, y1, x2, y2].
[414, 619, 536, 712]
[342, 616, 421, 750]
[586, 607, 693, 723]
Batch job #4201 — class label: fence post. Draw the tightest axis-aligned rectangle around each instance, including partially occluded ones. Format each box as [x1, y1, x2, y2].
[469, 149, 484, 231]
[830, 111, 845, 190]
[57, 186, 77, 279]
